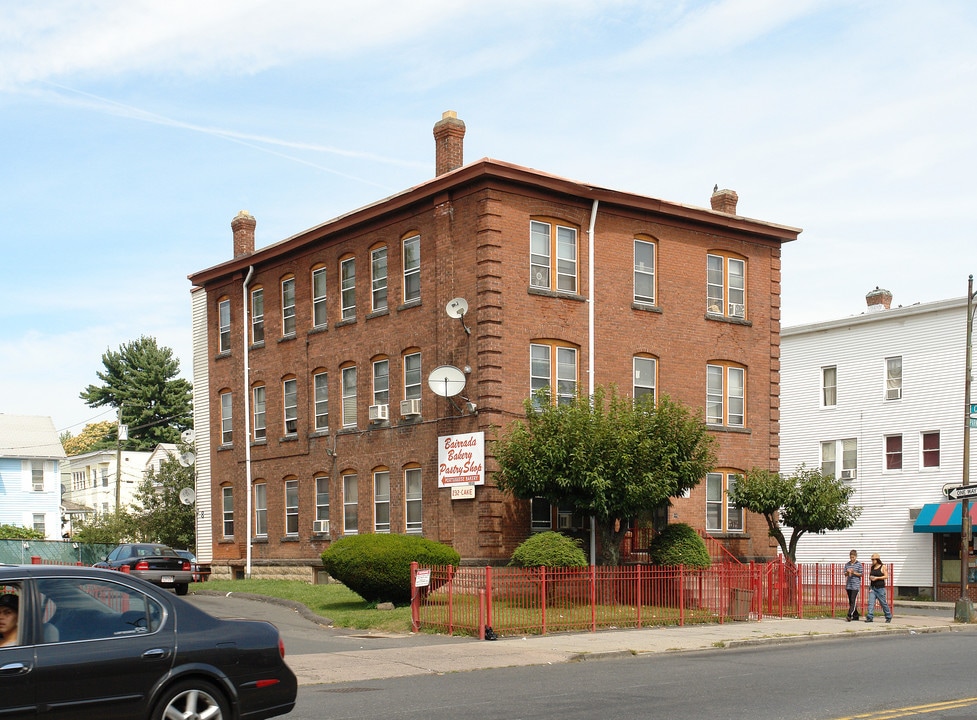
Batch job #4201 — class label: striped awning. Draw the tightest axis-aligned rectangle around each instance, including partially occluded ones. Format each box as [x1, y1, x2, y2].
[913, 501, 977, 533]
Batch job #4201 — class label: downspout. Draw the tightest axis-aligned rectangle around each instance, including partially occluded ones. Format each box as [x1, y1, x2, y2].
[587, 199, 599, 566]
[242, 265, 254, 579]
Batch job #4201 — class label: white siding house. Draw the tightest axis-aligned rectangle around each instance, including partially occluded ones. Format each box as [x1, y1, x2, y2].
[62, 449, 153, 517]
[781, 291, 977, 597]
[0, 414, 66, 539]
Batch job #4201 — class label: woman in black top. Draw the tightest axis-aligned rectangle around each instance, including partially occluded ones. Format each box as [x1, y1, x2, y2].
[865, 554, 892, 623]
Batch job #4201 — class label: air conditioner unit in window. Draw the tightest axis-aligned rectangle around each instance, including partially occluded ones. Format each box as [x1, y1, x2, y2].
[729, 303, 745, 317]
[908, 508, 922, 521]
[840, 469, 857, 480]
[369, 404, 389, 421]
[886, 388, 902, 400]
[400, 398, 422, 417]
[557, 513, 572, 530]
[313, 519, 330, 534]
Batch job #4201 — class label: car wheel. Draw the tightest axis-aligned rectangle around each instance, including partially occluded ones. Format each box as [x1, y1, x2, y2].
[152, 679, 229, 720]
[175, 583, 189, 596]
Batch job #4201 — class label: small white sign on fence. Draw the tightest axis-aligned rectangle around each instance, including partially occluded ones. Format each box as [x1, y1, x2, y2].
[415, 569, 431, 588]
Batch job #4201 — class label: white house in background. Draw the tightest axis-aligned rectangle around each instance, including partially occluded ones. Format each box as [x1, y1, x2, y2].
[146, 444, 179, 476]
[780, 288, 977, 600]
[0, 414, 66, 539]
[61, 449, 153, 517]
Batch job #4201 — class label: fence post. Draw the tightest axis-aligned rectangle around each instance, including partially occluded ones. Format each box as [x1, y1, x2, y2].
[447, 564, 455, 634]
[636, 564, 642, 628]
[410, 561, 420, 633]
[479, 589, 486, 640]
[678, 565, 685, 626]
[540, 566, 547, 635]
[485, 566, 493, 630]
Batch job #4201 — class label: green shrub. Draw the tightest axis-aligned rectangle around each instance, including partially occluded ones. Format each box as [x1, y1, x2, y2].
[648, 523, 711, 568]
[321, 534, 460, 605]
[509, 531, 587, 567]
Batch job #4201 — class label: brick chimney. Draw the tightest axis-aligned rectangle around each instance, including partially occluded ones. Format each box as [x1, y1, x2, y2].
[865, 286, 892, 312]
[433, 110, 466, 176]
[231, 210, 256, 258]
[710, 186, 739, 215]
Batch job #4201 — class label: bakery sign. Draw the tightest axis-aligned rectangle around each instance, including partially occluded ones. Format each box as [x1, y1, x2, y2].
[438, 431, 485, 487]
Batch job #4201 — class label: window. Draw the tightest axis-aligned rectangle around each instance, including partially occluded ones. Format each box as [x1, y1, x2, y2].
[101, 468, 108, 487]
[343, 474, 358, 534]
[885, 434, 903, 471]
[404, 352, 422, 401]
[403, 234, 420, 302]
[531, 497, 552, 531]
[285, 479, 298, 536]
[634, 238, 656, 304]
[530, 220, 577, 293]
[254, 482, 267, 537]
[314, 371, 329, 430]
[252, 385, 266, 441]
[33, 513, 45, 535]
[342, 366, 357, 427]
[373, 359, 389, 406]
[32, 461, 44, 492]
[706, 471, 743, 533]
[283, 378, 298, 435]
[822, 366, 837, 407]
[374, 470, 390, 533]
[220, 391, 233, 445]
[315, 475, 329, 524]
[222, 486, 234, 537]
[706, 363, 745, 427]
[822, 439, 857, 480]
[341, 257, 356, 320]
[281, 276, 296, 336]
[885, 356, 902, 400]
[37, 578, 165, 642]
[706, 253, 746, 318]
[251, 287, 264, 344]
[312, 267, 327, 327]
[530, 342, 577, 406]
[922, 431, 941, 468]
[405, 467, 422, 534]
[633, 356, 657, 403]
[218, 298, 231, 352]
[371, 246, 388, 311]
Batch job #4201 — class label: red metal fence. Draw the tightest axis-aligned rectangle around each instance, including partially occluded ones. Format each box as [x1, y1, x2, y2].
[411, 561, 894, 637]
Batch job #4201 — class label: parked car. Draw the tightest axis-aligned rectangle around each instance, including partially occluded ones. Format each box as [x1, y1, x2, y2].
[0, 564, 296, 719]
[174, 549, 205, 582]
[94, 543, 194, 596]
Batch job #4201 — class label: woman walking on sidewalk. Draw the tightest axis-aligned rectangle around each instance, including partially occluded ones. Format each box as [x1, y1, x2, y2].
[844, 549, 863, 621]
[865, 554, 893, 623]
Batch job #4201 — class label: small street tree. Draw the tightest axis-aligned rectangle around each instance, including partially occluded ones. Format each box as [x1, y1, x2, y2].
[79, 336, 193, 450]
[132, 453, 196, 550]
[727, 465, 862, 563]
[494, 386, 716, 565]
[71, 510, 137, 546]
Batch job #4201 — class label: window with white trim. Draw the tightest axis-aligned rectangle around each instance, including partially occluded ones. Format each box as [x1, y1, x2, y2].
[634, 238, 656, 304]
[314, 371, 328, 431]
[341, 257, 356, 320]
[281, 276, 296, 336]
[33, 513, 45, 535]
[822, 439, 857, 480]
[31, 461, 44, 492]
[371, 246, 387, 312]
[284, 479, 299, 536]
[251, 287, 264, 344]
[222, 485, 234, 537]
[220, 391, 233, 445]
[530, 220, 577, 293]
[373, 359, 389, 406]
[342, 366, 357, 428]
[922, 431, 940, 468]
[633, 356, 657, 403]
[822, 366, 837, 407]
[283, 378, 298, 435]
[403, 234, 420, 302]
[254, 482, 267, 537]
[530, 342, 577, 407]
[315, 475, 329, 525]
[252, 385, 266, 440]
[405, 467, 422, 534]
[404, 352, 422, 401]
[312, 267, 327, 328]
[374, 470, 390, 533]
[706, 253, 746, 318]
[343, 474, 358, 534]
[218, 298, 231, 352]
[706, 363, 745, 427]
[885, 356, 902, 400]
[884, 434, 902, 471]
[706, 471, 743, 533]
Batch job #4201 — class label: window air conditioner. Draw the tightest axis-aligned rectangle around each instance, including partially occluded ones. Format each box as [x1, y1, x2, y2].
[369, 404, 389, 421]
[886, 388, 902, 400]
[557, 513, 572, 530]
[400, 398, 422, 417]
[313, 519, 330, 534]
[840, 469, 856, 480]
[729, 303, 745, 317]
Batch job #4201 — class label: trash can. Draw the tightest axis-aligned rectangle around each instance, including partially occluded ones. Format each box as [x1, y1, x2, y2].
[728, 588, 754, 621]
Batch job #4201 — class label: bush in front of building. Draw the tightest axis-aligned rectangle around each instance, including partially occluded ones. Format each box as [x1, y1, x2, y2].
[648, 523, 711, 568]
[320, 534, 460, 605]
[509, 531, 588, 567]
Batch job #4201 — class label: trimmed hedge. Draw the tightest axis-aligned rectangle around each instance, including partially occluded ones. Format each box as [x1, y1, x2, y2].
[321, 534, 460, 605]
[509, 531, 587, 567]
[647, 522, 711, 569]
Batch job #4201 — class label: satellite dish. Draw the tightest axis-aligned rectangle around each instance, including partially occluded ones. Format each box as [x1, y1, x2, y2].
[446, 297, 469, 319]
[179, 488, 196, 505]
[181, 429, 195, 444]
[428, 365, 467, 397]
[178, 451, 196, 468]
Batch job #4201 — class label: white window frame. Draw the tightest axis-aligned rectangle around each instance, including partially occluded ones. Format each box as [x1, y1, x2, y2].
[251, 287, 264, 344]
[706, 472, 743, 533]
[281, 276, 296, 336]
[254, 482, 267, 537]
[371, 246, 388, 312]
[33, 513, 45, 535]
[31, 461, 44, 492]
[633, 356, 657, 404]
[374, 470, 390, 533]
[821, 438, 857, 480]
[403, 234, 421, 303]
[884, 434, 903, 471]
[530, 343, 577, 407]
[921, 430, 941, 469]
[529, 220, 577, 293]
[706, 253, 746, 318]
[342, 366, 357, 428]
[315, 475, 330, 524]
[821, 366, 837, 407]
[885, 356, 902, 401]
[706, 364, 745, 427]
[314, 371, 329, 431]
[341, 257, 356, 320]
[252, 385, 266, 441]
[404, 352, 422, 401]
[343, 474, 358, 535]
[405, 467, 422, 534]
[285, 479, 299, 536]
[283, 378, 298, 435]
[218, 298, 231, 353]
[373, 359, 389, 406]
[220, 392, 233, 445]
[312, 267, 327, 328]
[634, 238, 655, 305]
[222, 485, 234, 537]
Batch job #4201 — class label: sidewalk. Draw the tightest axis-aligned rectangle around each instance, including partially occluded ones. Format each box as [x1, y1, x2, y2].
[286, 603, 973, 686]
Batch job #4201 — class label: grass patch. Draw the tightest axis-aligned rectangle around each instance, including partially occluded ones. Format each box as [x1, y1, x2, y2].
[199, 579, 413, 633]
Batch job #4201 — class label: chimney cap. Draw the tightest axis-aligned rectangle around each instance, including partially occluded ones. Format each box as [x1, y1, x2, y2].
[865, 286, 893, 311]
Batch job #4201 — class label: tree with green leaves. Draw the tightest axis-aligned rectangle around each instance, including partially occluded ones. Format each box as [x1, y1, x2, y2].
[494, 386, 716, 565]
[61, 420, 117, 456]
[71, 510, 137, 546]
[727, 465, 862, 563]
[79, 336, 193, 450]
[0, 524, 46, 541]
[131, 453, 196, 550]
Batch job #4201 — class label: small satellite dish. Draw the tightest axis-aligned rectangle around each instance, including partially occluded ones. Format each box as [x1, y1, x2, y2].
[181, 429, 195, 444]
[446, 297, 469, 319]
[179, 488, 196, 505]
[178, 451, 196, 468]
[428, 365, 467, 397]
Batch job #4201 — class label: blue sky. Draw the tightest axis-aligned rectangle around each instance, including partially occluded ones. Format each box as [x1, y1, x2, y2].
[2, 0, 975, 436]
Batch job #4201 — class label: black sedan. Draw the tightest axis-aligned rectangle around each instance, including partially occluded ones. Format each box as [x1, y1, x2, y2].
[0, 564, 296, 720]
[95, 542, 194, 595]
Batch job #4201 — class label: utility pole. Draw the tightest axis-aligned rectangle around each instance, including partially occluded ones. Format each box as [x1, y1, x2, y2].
[956, 275, 976, 623]
[115, 403, 126, 512]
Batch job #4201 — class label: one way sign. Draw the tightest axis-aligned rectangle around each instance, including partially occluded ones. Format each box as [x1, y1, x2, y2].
[947, 485, 977, 500]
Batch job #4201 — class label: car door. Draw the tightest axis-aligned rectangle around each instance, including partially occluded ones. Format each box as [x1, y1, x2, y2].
[0, 578, 35, 720]
[32, 576, 175, 720]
